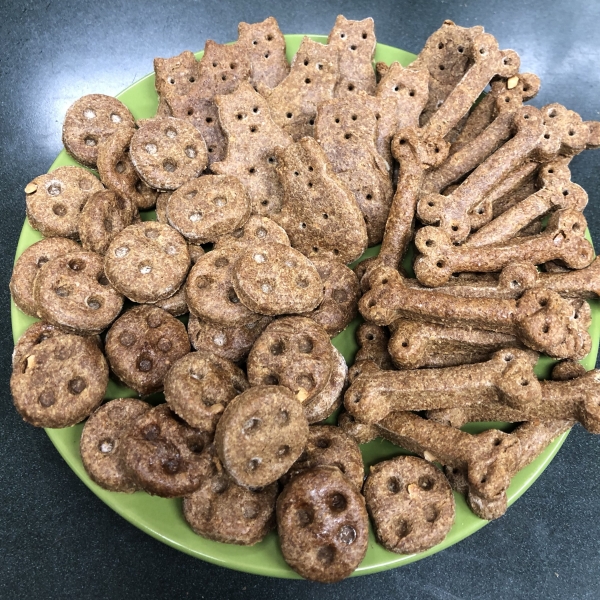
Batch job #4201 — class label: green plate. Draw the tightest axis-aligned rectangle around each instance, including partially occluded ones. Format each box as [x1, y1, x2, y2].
[10, 35, 600, 578]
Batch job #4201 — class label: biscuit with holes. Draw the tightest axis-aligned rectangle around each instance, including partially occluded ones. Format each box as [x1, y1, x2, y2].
[364, 456, 455, 554]
[62, 94, 135, 168]
[233, 243, 324, 315]
[187, 313, 272, 363]
[79, 190, 139, 255]
[105, 221, 190, 303]
[10, 333, 109, 428]
[80, 398, 152, 492]
[10, 237, 81, 317]
[196, 39, 251, 97]
[213, 215, 290, 251]
[25, 167, 104, 239]
[164, 350, 249, 434]
[247, 316, 334, 404]
[166, 175, 250, 244]
[151, 285, 188, 317]
[105, 305, 190, 396]
[277, 466, 368, 583]
[337, 409, 379, 445]
[185, 247, 259, 327]
[215, 385, 308, 488]
[130, 117, 208, 190]
[273, 136, 368, 263]
[34, 252, 124, 335]
[154, 50, 200, 104]
[121, 403, 212, 497]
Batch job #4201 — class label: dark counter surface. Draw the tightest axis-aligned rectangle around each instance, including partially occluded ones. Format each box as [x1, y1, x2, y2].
[2, 1, 600, 598]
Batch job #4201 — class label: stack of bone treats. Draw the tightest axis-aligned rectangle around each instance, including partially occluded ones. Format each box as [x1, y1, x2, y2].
[9, 16, 600, 583]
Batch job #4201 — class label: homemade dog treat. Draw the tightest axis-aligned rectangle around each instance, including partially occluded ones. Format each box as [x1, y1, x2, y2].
[164, 350, 249, 434]
[215, 385, 309, 488]
[353, 322, 394, 370]
[80, 398, 152, 493]
[10, 237, 81, 317]
[25, 166, 104, 239]
[62, 94, 135, 168]
[213, 214, 290, 252]
[315, 96, 393, 245]
[273, 136, 368, 263]
[337, 409, 379, 445]
[11, 333, 109, 428]
[79, 190, 139, 255]
[344, 348, 541, 423]
[364, 455, 455, 554]
[538, 255, 600, 299]
[196, 39, 251, 98]
[121, 403, 213, 498]
[183, 450, 278, 545]
[247, 316, 334, 404]
[105, 221, 191, 304]
[327, 16, 376, 97]
[151, 285, 188, 317]
[34, 251, 124, 335]
[551, 359, 587, 381]
[153, 50, 199, 106]
[276, 466, 369, 583]
[129, 117, 208, 190]
[211, 81, 293, 216]
[105, 306, 190, 396]
[259, 36, 339, 140]
[166, 175, 250, 244]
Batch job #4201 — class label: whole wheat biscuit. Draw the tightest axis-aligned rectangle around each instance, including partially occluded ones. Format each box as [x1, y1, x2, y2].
[196, 39, 252, 98]
[185, 247, 259, 327]
[277, 466, 369, 583]
[121, 403, 212, 497]
[283, 425, 364, 491]
[183, 451, 278, 545]
[273, 136, 368, 263]
[353, 322, 394, 370]
[166, 175, 250, 244]
[213, 214, 290, 251]
[154, 50, 200, 104]
[34, 251, 124, 335]
[97, 126, 162, 209]
[164, 350, 249, 434]
[62, 94, 135, 168]
[151, 285, 189, 317]
[105, 305, 190, 396]
[247, 316, 334, 404]
[154, 190, 172, 224]
[211, 81, 293, 216]
[80, 398, 152, 492]
[105, 221, 191, 303]
[301, 259, 360, 337]
[129, 117, 208, 190]
[10, 237, 81, 317]
[79, 190, 139, 255]
[364, 456, 455, 554]
[215, 385, 309, 488]
[337, 409, 379, 445]
[25, 166, 104, 239]
[10, 334, 109, 428]
[233, 243, 324, 316]
[187, 313, 272, 363]
[259, 37, 339, 140]
[237, 17, 289, 90]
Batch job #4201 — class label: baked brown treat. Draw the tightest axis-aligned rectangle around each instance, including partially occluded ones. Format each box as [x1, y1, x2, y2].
[247, 316, 334, 404]
[276, 466, 369, 583]
[121, 403, 212, 497]
[164, 350, 249, 434]
[151, 285, 188, 317]
[62, 94, 135, 168]
[25, 167, 104, 239]
[166, 175, 250, 244]
[185, 247, 259, 327]
[364, 456, 455, 554]
[196, 39, 251, 98]
[10, 333, 109, 428]
[105, 305, 190, 396]
[34, 251, 124, 335]
[187, 313, 272, 363]
[105, 221, 191, 304]
[233, 243, 324, 316]
[129, 117, 208, 190]
[215, 385, 309, 488]
[80, 398, 152, 492]
[10, 237, 81, 317]
[154, 50, 199, 105]
[213, 214, 290, 252]
[283, 425, 364, 491]
[97, 126, 162, 210]
[79, 190, 139, 255]
[154, 190, 171, 224]
[337, 409, 379, 445]
[353, 322, 394, 370]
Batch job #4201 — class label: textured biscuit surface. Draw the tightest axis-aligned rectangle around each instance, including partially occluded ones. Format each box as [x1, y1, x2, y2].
[213, 215, 290, 252]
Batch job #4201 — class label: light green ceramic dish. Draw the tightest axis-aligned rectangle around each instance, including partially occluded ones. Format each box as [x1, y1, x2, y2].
[10, 35, 600, 578]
